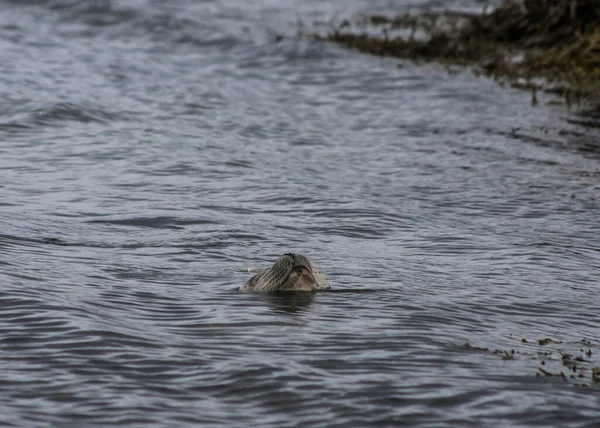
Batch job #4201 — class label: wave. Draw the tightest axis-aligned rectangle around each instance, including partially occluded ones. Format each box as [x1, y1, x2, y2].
[0, 101, 130, 135]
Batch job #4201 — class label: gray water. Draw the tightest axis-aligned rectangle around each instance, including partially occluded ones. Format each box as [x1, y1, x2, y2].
[1, 0, 600, 427]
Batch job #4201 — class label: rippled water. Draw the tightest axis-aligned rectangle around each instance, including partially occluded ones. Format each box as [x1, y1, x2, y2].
[1, 0, 600, 426]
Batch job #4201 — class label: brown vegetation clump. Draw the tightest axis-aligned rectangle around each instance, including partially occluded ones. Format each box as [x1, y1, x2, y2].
[316, 0, 600, 104]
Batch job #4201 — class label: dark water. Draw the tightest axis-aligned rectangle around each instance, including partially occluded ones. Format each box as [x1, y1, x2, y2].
[1, 0, 600, 426]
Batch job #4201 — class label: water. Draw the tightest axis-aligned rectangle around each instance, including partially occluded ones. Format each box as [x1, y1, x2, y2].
[1, 0, 600, 426]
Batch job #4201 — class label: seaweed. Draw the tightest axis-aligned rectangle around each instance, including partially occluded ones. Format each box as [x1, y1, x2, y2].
[312, 0, 600, 107]
[464, 336, 600, 387]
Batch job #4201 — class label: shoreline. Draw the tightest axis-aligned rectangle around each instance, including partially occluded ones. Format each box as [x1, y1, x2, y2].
[310, 0, 600, 112]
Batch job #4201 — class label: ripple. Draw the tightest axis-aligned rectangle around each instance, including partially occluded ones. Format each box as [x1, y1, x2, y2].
[87, 216, 222, 230]
[0, 0, 600, 426]
[0, 102, 130, 134]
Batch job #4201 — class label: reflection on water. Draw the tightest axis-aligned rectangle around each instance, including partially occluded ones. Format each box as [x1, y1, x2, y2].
[263, 292, 317, 314]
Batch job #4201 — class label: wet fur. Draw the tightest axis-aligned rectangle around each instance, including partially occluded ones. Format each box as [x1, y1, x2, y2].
[241, 253, 318, 292]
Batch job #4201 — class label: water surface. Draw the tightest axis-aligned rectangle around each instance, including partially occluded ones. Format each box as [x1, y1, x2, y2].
[1, 0, 599, 426]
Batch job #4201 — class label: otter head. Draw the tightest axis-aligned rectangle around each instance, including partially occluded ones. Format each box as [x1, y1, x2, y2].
[241, 253, 321, 292]
[279, 254, 318, 291]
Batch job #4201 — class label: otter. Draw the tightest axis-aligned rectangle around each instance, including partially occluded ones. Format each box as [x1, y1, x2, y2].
[240, 253, 330, 292]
